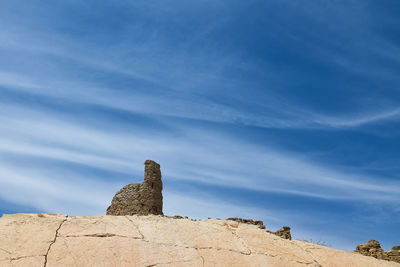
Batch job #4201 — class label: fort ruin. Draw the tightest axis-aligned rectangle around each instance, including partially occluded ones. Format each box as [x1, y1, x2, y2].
[106, 160, 163, 216]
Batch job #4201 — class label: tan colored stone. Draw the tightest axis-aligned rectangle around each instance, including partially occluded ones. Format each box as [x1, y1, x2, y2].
[296, 241, 397, 267]
[1, 213, 399, 267]
[130, 216, 251, 255]
[47, 236, 203, 267]
[0, 213, 67, 266]
[58, 215, 142, 239]
[234, 223, 316, 266]
[0, 256, 44, 267]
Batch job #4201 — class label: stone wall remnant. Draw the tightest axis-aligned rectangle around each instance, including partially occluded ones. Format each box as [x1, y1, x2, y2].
[226, 217, 292, 240]
[270, 226, 292, 240]
[107, 160, 163, 216]
[226, 217, 266, 229]
[355, 240, 400, 263]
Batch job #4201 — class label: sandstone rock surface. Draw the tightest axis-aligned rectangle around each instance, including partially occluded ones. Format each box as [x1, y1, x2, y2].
[107, 160, 163, 216]
[1, 213, 399, 267]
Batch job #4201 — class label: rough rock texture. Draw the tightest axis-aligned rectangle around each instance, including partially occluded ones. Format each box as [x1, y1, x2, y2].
[107, 160, 163, 216]
[388, 249, 400, 264]
[226, 217, 266, 229]
[0, 213, 67, 267]
[225, 217, 291, 240]
[1, 214, 399, 267]
[356, 240, 388, 260]
[268, 226, 292, 240]
[356, 240, 400, 263]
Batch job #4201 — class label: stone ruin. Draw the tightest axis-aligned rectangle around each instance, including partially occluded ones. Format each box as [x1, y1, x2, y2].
[226, 217, 292, 240]
[355, 240, 400, 263]
[226, 217, 266, 229]
[269, 226, 292, 240]
[106, 160, 295, 240]
[107, 160, 163, 216]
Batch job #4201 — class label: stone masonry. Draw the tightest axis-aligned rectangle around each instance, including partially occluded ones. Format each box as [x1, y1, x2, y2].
[356, 240, 400, 264]
[269, 226, 292, 240]
[106, 160, 163, 216]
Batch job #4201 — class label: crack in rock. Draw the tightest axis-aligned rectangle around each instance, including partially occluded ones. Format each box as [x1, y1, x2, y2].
[195, 248, 205, 267]
[125, 219, 256, 257]
[292, 242, 322, 267]
[44, 216, 68, 267]
[0, 255, 43, 262]
[230, 227, 319, 265]
[303, 248, 322, 267]
[82, 233, 116, 237]
[125, 216, 145, 239]
[0, 248, 11, 254]
[64, 233, 142, 239]
[144, 258, 199, 266]
[40, 216, 319, 266]
[138, 238, 253, 256]
[230, 228, 252, 255]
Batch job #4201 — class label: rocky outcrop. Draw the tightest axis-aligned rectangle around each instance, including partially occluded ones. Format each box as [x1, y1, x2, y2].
[107, 160, 163, 216]
[356, 240, 400, 264]
[225, 217, 291, 240]
[356, 240, 388, 260]
[1, 213, 399, 267]
[388, 247, 400, 264]
[226, 217, 266, 229]
[268, 226, 292, 240]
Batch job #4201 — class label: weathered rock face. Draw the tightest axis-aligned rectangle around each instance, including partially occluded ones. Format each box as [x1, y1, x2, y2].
[356, 240, 400, 263]
[269, 226, 292, 240]
[356, 240, 388, 260]
[388, 248, 400, 264]
[225, 217, 292, 240]
[1, 213, 399, 267]
[226, 217, 266, 229]
[107, 160, 163, 216]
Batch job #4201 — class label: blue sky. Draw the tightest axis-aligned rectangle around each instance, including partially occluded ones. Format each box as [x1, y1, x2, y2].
[0, 0, 399, 251]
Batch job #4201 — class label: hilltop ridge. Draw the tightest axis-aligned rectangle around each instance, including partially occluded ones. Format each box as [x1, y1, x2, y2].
[0, 213, 399, 267]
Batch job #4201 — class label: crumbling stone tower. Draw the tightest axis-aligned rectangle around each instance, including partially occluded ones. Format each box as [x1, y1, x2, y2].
[107, 160, 163, 215]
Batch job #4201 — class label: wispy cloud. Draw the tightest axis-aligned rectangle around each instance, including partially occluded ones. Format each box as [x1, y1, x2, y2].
[1, 0, 400, 251]
[1, 4, 400, 131]
[1, 68, 399, 131]
[0, 104, 398, 209]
